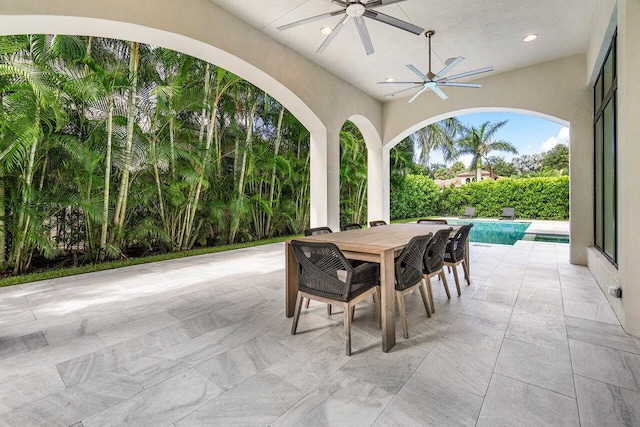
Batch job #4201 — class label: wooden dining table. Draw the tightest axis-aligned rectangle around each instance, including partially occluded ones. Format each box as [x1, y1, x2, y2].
[285, 222, 465, 353]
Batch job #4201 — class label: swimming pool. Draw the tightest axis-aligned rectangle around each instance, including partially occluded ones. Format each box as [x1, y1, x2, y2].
[446, 219, 532, 245]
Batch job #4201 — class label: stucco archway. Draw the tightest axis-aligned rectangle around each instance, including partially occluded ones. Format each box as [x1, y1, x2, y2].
[381, 55, 592, 265]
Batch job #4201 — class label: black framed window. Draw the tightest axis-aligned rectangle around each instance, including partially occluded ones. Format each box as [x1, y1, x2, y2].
[594, 31, 617, 265]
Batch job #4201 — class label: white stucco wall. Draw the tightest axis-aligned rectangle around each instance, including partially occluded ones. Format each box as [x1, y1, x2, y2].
[616, 0, 640, 337]
[584, 0, 640, 337]
[382, 55, 593, 265]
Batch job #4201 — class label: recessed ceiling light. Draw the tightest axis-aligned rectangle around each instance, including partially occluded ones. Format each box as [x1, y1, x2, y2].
[320, 27, 333, 35]
[385, 77, 395, 82]
[523, 34, 538, 42]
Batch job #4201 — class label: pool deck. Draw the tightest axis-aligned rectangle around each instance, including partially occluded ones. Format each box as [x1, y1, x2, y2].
[525, 220, 570, 236]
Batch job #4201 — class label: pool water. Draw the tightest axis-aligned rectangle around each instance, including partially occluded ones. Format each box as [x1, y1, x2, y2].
[446, 219, 532, 245]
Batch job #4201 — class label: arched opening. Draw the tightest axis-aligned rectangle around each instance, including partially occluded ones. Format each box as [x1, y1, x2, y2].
[0, 33, 321, 273]
[338, 121, 368, 228]
[386, 109, 571, 245]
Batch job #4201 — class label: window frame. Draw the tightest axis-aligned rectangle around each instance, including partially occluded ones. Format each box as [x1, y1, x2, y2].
[593, 31, 618, 266]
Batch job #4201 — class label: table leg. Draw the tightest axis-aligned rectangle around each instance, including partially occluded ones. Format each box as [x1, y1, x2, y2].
[380, 249, 396, 352]
[285, 241, 298, 318]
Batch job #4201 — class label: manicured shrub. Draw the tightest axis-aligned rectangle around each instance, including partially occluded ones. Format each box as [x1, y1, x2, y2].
[390, 174, 441, 219]
[438, 177, 569, 219]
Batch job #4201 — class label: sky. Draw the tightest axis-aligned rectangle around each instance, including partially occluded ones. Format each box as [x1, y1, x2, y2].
[425, 112, 569, 168]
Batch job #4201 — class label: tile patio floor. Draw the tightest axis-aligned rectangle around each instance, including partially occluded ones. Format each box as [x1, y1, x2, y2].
[1, 240, 639, 426]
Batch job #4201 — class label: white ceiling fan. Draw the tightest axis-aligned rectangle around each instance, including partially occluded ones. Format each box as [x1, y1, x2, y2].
[379, 30, 494, 102]
[277, 0, 424, 55]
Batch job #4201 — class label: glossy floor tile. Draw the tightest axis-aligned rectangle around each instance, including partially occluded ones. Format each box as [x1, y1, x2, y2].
[0, 239, 638, 425]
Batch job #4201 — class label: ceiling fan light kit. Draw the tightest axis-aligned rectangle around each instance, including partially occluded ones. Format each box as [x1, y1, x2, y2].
[378, 30, 494, 102]
[277, 0, 424, 56]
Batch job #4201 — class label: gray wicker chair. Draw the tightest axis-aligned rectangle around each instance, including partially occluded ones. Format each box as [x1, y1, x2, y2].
[444, 224, 473, 294]
[290, 240, 380, 356]
[304, 226, 333, 236]
[394, 233, 433, 339]
[461, 207, 476, 218]
[422, 228, 453, 312]
[369, 220, 387, 227]
[501, 207, 515, 220]
[341, 223, 363, 231]
[417, 218, 448, 224]
[301, 226, 334, 311]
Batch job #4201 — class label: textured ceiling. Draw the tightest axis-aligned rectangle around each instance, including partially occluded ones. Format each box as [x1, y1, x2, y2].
[210, 0, 600, 101]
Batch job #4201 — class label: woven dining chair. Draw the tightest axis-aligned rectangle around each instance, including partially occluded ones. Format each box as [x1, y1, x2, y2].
[394, 233, 433, 339]
[341, 223, 363, 231]
[422, 228, 453, 312]
[444, 224, 473, 295]
[290, 240, 380, 356]
[304, 226, 333, 236]
[417, 218, 449, 225]
[369, 220, 387, 227]
[302, 226, 333, 311]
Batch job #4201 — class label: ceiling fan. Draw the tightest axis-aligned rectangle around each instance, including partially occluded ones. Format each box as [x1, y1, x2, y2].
[378, 30, 494, 102]
[277, 0, 424, 55]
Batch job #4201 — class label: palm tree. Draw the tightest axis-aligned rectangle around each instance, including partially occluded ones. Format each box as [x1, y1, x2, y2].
[455, 120, 518, 182]
[412, 117, 461, 166]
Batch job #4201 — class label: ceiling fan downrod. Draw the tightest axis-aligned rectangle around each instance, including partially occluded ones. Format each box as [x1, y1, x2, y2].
[425, 30, 435, 80]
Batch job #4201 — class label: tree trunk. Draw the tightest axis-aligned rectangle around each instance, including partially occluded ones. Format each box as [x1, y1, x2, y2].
[266, 106, 285, 236]
[99, 98, 113, 261]
[13, 105, 41, 273]
[112, 41, 140, 243]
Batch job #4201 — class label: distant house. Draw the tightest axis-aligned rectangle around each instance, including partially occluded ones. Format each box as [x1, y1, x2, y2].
[434, 169, 500, 188]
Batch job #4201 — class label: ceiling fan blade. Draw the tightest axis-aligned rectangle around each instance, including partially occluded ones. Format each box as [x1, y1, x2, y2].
[406, 64, 428, 81]
[377, 81, 424, 84]
[277, 10, 344, 31]
[439, 66, 494, 81]
[385, 85, 423, 97]
[363, 10, 424, 35]
[431, 85, 449, 100]
[408, 85, 429, 103]
[332, 0, 349, 6]
[316, 14, 349, 53]
[366, 0, 409, 7]
[354, 16, 374, 55]
[434, 56, 464, 80]
[437, 82, 482, 88]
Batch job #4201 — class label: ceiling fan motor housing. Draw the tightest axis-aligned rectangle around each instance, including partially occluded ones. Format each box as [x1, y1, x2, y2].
[346, 3, 366, 17]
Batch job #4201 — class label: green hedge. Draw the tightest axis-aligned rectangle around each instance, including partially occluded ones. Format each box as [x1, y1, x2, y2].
[390, 174, 441, 219]
[391, 175, 569, 220]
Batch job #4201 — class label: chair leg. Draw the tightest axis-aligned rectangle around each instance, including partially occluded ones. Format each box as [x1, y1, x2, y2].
[327, 304, 332, 315]
[291, 292, 304, 335]
[462, 260, 470, 285]
[439, 270, 451, 299]
[343, 302, 352, 356]
[418, 280, 432, 318]
[373, 287, 381, 328]
[350, 305, 355, 322]
[451, 264, 462, 296]
[425, 275, 436, 313]
[304, 298, 310, 309]
[396, 292, 409, 339]
[440, 271, 451, 299]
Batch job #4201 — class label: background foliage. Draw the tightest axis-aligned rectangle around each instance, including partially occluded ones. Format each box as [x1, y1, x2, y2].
[438, 176, 570, 219]
[390, 175, 569, 220]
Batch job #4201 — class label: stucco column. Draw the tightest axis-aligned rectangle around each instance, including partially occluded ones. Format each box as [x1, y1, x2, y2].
[309, 128, 340, 231]
[618, 0, 640, 337]
[367, 146, 385, 223]
[569, 112, 593, 266]
[309, 130, 328, 228]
